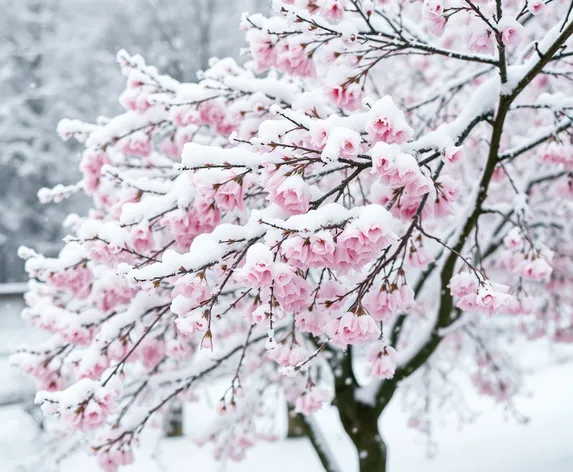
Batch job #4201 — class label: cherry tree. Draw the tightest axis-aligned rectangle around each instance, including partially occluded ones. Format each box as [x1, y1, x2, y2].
[12, 0, 573, 471]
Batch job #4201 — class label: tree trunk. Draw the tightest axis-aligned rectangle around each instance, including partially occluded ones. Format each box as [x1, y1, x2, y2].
[355, 431, 387, 472]
[328, 347, 391, 472]
[287, 405, 306, 438]
[164, 399, 183, 437]
[338, 401, 387, 472]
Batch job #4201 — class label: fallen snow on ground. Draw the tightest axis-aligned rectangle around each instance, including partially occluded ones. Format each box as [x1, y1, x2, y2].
[0, 296, 44, 403]
[1, 358, 572, 472]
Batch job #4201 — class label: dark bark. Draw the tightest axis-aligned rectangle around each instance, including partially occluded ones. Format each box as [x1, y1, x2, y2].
[287, 405, 306, 438]
[338, 400, 387, 472]
[164, 399, 183, 437]
[328, 347, 390, 472]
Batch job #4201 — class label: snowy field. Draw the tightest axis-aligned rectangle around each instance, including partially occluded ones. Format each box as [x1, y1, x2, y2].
[0, 285, 42, 407]
[58, 363, 573, 472]
[1, 362, 572, 472]
[1, 288, 572, 472]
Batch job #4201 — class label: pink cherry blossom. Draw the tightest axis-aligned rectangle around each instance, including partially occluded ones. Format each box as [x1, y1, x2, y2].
[335, 128, 361, 159]
[426, 13, 447, 36]
[498, 17, 525, 47]
[379, 153, 421, 187]
[119, 131, 152, 158]
[295, 385, 331, 415]
[269, 343, 310, 367]
[275, 39, 316, 78]
[295, 309, 332, 335]
[367, 341, 397, 379]
[80, 150, 110, 193]
[96, 449, 134, 472]
[514, 256, 553, 281]
[62, 326, 93, 346]
[247, 30, 277, 72]
[323, 311, 380, 345]
[130, 223, 153, 253]
[366, 96, 414, 144]
[467, 24, 495, 55]
[422, 0, 446, 36]
[165, 339, 193, 359]
[408, 244, 432, 269]
[456, 282, 512, 316]
[319, 0, 347, 22]
[309, 123, 330, 149]
[364, 283, 413, 321]
[174, 311, 208, 337]
[79, 355, 109, 380]
[281, 235, 310, 267]
[270, 175, 312, 215]
[173, 275, 212, 307]
[423, 0, 443, 15]
[443, 145, 464, 165]
[370, 142, 401, 176]
[282, 231, 335, 268]
[528, 0, 544, 15]
[308, 232, 336, 266]
[140, 338, 166, 369]
[158, 136, 181, 158]
[427, 176, 461, 217]
[214, 179, 245, 211]
[198, 101, 227, 127]
[272, 264, 312, 312]
[328, 83, 363, 110]
[503, 228, 523, 250]
[239, 244, 274, 288]
[449, 272, 479, 297]
[475, 284, 511, 314]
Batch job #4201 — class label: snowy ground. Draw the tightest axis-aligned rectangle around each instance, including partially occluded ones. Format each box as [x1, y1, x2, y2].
[2, 293, 572, 471]
[1, 360, 572, 472]
[0, 289, 41, 405]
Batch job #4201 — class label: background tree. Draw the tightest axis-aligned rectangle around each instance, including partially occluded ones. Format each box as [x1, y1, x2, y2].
[12, 1, 573, 472]
[0, 0, 258, 282]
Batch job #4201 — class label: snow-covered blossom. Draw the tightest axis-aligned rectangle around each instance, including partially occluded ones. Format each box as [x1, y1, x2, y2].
[295, 385, 331, 415]
[323, 311, 381, 345]
[367, 341, 397, 379]
[498, 17, 525, 47]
